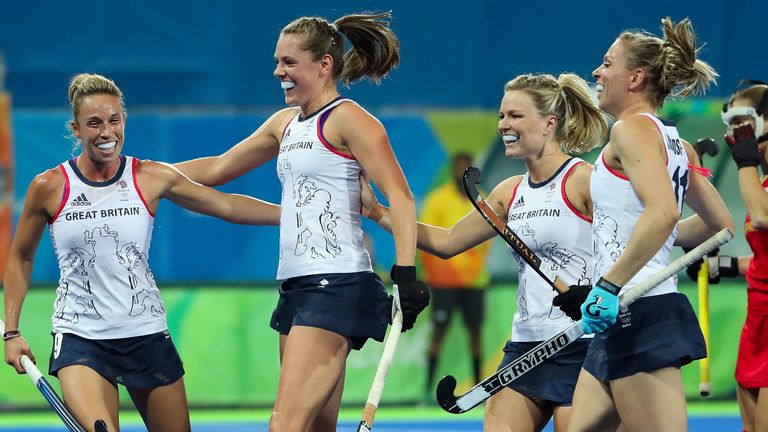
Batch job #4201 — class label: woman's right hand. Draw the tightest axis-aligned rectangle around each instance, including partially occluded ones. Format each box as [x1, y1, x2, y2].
[359, 172, 380, 219]
[4, 336, 35, 374]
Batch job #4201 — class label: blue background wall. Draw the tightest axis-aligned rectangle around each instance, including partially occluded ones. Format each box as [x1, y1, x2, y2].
[1, 0, 766, 109]
[2, 0, 766, 282]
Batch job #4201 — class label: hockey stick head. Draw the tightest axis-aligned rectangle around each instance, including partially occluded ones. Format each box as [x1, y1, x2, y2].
[694, 138, 719, 164]
[462, 166, 483, 200]
[435, 375, 462, 414]
[356, 421, 372, 432]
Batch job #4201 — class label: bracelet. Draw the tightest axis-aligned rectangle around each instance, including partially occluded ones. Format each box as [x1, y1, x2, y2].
[596, 277, 622, 295]
[2, 330, 21, 341]
[367, 204, 387, 223]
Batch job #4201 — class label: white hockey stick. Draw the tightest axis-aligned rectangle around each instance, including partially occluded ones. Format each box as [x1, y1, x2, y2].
[436, 228, 734, 413]
[1, 319, 86, 432]
[357, 286, 404, 432]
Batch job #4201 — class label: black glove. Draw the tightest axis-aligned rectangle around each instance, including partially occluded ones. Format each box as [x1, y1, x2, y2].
[389, 265, 430, 332]
[726, 124, 760, 169]
[683, 247, 739, 284]
[552, 285, 591, 321]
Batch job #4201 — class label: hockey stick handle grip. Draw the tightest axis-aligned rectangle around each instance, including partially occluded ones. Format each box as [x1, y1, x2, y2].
[552, 277, 569, 295]
[619, 229, 733, 306]
[20, 355, 43, 382]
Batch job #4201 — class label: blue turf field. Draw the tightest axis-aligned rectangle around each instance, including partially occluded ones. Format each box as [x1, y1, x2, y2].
[0, 415, 743, 431]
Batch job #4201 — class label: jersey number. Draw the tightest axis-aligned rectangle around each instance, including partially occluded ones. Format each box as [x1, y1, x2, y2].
[672, 166, 689, 212]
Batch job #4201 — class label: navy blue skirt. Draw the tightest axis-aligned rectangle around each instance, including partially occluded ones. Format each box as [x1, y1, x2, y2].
[582, 292, 706, 381]
[498, 338, 590, 406]
[48, 330, 184, 388]
[270, 271, 390, 350]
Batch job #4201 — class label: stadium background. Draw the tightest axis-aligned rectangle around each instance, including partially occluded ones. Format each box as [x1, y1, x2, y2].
[0, 0, 766, 424]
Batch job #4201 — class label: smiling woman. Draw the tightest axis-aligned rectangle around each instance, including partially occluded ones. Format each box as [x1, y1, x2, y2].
[174, 11, 432, 432]
[2, 73, 281, 432]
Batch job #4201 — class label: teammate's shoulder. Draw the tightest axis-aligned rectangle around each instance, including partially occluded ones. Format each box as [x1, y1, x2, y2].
[493, 175, 524, 194]
[275, 106, 300, 121]
[134, 158, 178, 178]
[30, 165, 64, 191]
[488, 175, 524, 209]
[569, 160, 593, 176]
[610, 114, 660, 144]
[332, 99, 372, 119]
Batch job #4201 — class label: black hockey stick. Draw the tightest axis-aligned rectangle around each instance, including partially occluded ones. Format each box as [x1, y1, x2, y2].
[462, 166, 568, 294]
[693, 137, 719, 163]
[436, 228, 733, 413]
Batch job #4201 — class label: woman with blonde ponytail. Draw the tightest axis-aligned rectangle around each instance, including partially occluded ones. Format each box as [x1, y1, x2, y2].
[174, 11, 429, 431]
[563, 18, 734, 432]
[362, 72, 609, 432]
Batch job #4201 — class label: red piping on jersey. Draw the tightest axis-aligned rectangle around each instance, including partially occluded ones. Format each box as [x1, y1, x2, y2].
[317, 101, 356, 160]
[281, 113, 299, 141]
[601, 152, 629, 180]
[604, 113, 674, 181]
[506, 179, 522, 212]
[49, 164, 70, 224]
[561, 162, 592, 222]
[132, 158, 155, 217]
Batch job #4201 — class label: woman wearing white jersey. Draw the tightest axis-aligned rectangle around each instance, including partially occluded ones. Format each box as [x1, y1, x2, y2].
[2, 73, 281, 432]
[563, 18, 734, 432]
[175, 12, 429, 431]
[363, 73, 609, 432]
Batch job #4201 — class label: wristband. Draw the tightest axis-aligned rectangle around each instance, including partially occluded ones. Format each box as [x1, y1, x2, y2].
[2, 330, 21, 341]
[391, 265, 416, 282]
[596, 277, 622, 295]
[719, 256, 740, 278]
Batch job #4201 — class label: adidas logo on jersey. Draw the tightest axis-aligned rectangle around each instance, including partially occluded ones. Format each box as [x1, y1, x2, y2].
[511, 196, 525, 210]
[71, 193, 91, 207]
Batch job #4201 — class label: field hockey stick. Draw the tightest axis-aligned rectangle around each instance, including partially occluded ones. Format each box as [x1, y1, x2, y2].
[0, 319, 86, 432]
[357, 285, 404, 432]
[463, 167, 568, 294]
[698, 259, 711, 397]
[436, 228, 733, 414]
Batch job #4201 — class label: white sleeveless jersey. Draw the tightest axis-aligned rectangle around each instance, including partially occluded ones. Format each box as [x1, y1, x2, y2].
[591, 113, 689, 297]
[276, 97, 372, 280]
[506, 158, 594, 342]
[49, 156, 166, 339]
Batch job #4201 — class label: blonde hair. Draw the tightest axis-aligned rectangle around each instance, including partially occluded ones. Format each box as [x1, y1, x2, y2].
[281, 11, 400, 87]
[618, 17, 718, 107]
[504, 73, 609, 154]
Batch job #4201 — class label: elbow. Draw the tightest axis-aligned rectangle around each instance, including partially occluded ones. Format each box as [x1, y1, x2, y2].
[658, 208, 679, 234]
[433, 249, 456, 260]
[723, 217, 737, 234]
